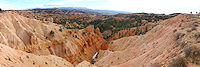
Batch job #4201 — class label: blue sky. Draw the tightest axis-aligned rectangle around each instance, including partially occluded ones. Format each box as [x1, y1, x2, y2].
[0, 0, 200, 14]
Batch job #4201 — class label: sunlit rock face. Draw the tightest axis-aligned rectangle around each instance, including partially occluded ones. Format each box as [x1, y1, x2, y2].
[0, 12, 106, 65]
[95, 15, 200, 67]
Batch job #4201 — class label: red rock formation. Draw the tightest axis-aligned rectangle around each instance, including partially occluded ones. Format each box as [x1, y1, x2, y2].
[94, 27, 103, 38]
[0, 12, 106, 65]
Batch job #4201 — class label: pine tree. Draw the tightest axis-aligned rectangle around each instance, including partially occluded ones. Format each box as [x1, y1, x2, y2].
[145, 25, 148, 33]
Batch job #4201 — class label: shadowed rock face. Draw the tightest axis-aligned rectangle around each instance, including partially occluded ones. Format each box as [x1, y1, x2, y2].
[0, 12, 106, 65]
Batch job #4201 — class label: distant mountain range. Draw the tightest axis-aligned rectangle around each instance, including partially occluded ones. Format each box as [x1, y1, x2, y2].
[30, 7, 133, 15]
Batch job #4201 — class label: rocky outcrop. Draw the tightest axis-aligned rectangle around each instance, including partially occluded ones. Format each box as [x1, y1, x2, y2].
[75, 61, 96, 67]
[0, 43, 73, 67]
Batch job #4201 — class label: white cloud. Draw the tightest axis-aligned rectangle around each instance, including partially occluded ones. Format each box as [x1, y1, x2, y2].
[25, 1, 84, 9]
[8, 0, 200, 14]
[90, 0, 200, 14]
[43, 1, 83, 7]
[0, 3, 14, 10]
[86, 0, 97, 1]
[25, 0, 103, 9]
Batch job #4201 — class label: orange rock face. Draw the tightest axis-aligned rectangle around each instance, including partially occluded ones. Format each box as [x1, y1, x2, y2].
[0, 43, 74, 67]
[0, 12, 106, 65]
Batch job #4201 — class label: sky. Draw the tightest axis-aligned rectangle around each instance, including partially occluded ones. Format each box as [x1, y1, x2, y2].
[0, 0, 200, 14]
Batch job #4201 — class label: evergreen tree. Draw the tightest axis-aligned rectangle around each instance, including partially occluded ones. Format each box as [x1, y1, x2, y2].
[145, 25, 148, 33]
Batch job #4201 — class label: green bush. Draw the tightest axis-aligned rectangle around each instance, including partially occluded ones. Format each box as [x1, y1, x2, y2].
[197, 41, 200, 43]
[195, 24, 198, 27]
[82, 32, 86, 34]
[59, 29, 62, 32]
[50, 30, 55, 34]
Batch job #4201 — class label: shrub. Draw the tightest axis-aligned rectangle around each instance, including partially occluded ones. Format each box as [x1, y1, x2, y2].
[180, 33, 185, 38]
[195, 32, 200, 38]
[82, 32, 86, 34]
[59, 29, 62, 32]
[169, 57, 186, 67]
[175, 33, 181, 40]
[75, 35, 77, 38]
[197, 41, 200, 43]
[183, 46, 200, 64]
[68, 31, 72, 34]
[195, 24, 198, 27]
[173, 29, 177, 33]
[192, 27, 196, 30]
[182, 46, 200, 65]
[111, 42, 113, 44]
[50, 30, 55, 34]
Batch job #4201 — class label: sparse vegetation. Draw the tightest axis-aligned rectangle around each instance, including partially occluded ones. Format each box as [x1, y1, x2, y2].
[59, 28, 62, 32]
[195, 32, 200, 38]
[173, 29, 177, 33]
[169, 57, 187, 67]
[179, 46, 200, 66]
[184, 46, 200, 58]
[82, 32, 86, 34]
[197, 41, 200, 43]
[195, 24, 198, 27]
[175, 33, 181, 40]
[75, 35, 77, 38]
[50, 30, 55, 35]
[192, 26, 197, 30]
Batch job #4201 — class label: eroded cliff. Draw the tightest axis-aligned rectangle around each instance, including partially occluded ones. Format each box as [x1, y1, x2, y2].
[0, 12, 106, 65]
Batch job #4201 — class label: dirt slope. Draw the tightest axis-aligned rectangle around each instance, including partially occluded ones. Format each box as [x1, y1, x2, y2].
[94, 14, 200, 67]
[0, 43, 73, 67]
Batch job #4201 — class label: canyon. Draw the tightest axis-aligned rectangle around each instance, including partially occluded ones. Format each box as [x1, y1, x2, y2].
[0, 11, 200, 67]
